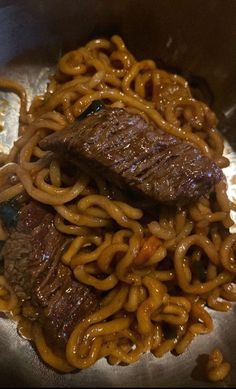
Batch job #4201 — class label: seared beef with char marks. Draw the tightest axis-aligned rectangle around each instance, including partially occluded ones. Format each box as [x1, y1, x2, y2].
[40, 107, 222, 205]
[2, 202, 99, 351]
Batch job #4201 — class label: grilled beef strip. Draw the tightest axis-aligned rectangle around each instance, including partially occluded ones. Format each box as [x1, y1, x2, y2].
[40, 107, 222, 205]
[1, 201, 100, 352]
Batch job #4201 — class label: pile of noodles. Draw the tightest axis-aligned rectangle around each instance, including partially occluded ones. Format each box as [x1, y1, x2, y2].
[0, 35, 235, 381]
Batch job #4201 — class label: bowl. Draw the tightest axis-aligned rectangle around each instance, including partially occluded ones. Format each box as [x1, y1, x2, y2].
[0, 1, 235, 387]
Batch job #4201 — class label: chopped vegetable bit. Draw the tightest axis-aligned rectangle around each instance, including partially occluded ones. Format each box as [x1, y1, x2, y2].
[134, 236, 161, 266]
[77, 100, 104, 122]
[162, 323, 178, 339]
[191, 260, 206, 282]
[0, 202, 19, 227]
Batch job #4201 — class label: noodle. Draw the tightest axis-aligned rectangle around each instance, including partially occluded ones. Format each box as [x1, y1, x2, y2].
[0, 35, 235, 381]
[206, 349, 231, 382]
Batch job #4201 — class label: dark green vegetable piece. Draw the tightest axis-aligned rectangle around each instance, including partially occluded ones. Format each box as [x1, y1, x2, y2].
[191, 260, 206, 282]
[0, 203, 19, 228]
[77, 100, 104, 122]
[0, 241, 4, 261]
[162, 323, 178, 339]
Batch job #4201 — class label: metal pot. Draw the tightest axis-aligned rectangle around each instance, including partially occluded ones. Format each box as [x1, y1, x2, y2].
[0, 1, 235, 387]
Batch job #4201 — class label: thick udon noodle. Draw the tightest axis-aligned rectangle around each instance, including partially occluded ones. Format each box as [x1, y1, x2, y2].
[0, 35, 235, 380]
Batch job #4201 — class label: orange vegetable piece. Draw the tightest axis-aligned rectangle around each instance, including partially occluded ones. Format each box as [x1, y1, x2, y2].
[134, 236, 161, 266]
